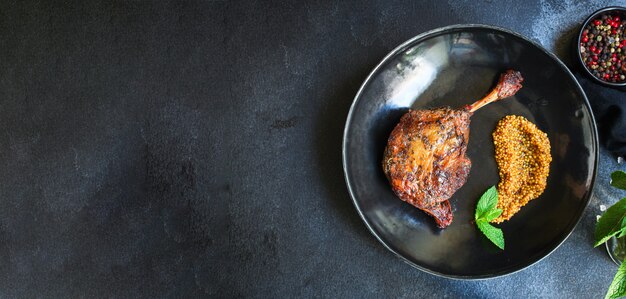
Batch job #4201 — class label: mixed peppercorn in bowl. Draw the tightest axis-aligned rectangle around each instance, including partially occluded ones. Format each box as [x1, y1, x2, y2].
[577, 6, 626, 87]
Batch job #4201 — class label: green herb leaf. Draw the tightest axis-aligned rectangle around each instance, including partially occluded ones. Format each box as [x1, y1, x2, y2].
[595, 197, 626, 247]
[606, 260, 626, 299]
[475, 186, 498, 219]
[611, 171, 626, 191]
[477, 220, 505, 250]
[618, 218, 626, 239]
[475, 186, 504, 250]
[483, 208, 503, 222]
[599, 172, 626, 299]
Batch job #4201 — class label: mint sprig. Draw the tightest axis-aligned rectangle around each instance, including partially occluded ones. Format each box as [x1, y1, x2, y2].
[475, 186, 504, 250]
[594, 197, 626, 247]
[606, 260, 626, 299]
[596, 171, 626, 299]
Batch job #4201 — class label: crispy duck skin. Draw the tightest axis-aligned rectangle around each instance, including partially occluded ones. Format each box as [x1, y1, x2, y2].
[382, 70, 524, 228]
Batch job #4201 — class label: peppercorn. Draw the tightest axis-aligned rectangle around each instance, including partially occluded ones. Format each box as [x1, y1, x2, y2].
[580, 12, 626, 82]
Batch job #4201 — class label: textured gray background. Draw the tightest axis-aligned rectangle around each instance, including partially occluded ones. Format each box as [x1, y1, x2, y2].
[0, 0, 625, 298]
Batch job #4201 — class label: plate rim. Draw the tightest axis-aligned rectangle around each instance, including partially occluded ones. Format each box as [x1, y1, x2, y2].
[341, 24, 599, 280]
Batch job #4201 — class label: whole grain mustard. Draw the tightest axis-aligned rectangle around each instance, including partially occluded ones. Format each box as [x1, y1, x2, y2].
[491, 115, 551, 223]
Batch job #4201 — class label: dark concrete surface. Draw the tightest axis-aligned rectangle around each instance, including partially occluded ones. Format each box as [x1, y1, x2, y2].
[0, 0, 624, 297]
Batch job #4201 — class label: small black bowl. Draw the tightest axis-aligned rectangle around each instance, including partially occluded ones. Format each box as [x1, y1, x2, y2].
[575, 6, 626, 88]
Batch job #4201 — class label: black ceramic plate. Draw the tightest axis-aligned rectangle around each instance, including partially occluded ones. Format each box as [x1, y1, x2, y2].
[342, 25, 598, 279]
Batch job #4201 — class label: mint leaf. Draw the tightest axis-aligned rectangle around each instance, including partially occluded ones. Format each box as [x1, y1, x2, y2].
[611, 171, 626, 191]
[606, 259, 626, 299]
[483, 208, 503, 222]
[595, 197, 626, 247]
[618, 218, 626, 239]
[475, 186, 504, 250]
[475, 186, 498, 219]
[477, 220, 505, 250]
[598, 172, 626, 299]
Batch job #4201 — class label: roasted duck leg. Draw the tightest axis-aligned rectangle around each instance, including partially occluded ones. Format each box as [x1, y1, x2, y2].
[382, 70, 523, 228]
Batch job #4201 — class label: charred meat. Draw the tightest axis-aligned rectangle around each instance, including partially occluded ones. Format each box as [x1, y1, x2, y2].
[382, 70, 524, 228]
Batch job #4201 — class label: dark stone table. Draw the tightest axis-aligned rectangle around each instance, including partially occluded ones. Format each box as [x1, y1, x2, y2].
[0, 1, 624, 297]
